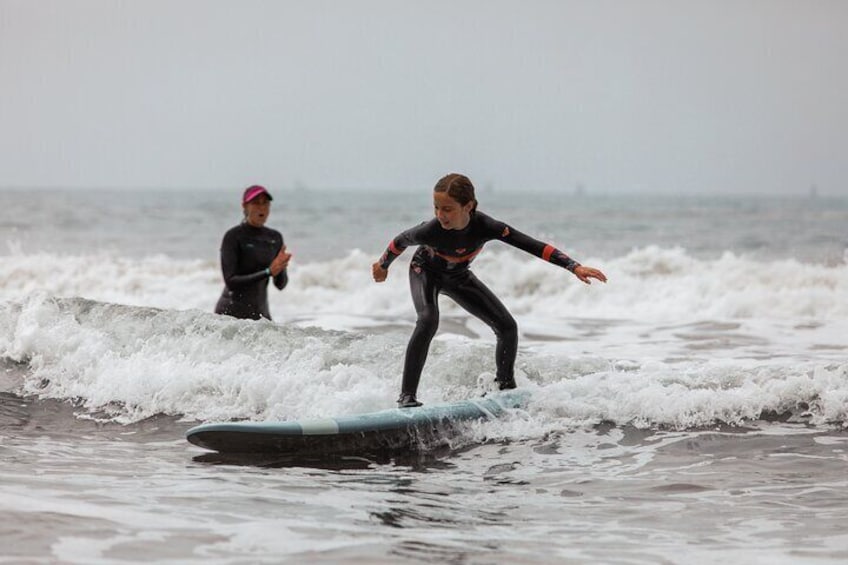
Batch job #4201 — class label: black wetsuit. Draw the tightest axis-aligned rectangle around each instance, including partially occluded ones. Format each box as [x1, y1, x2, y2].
[378, 211, 581, 400]
[215, 222, 288, 320]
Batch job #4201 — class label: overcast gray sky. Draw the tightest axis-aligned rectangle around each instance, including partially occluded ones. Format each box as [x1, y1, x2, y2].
[1, 0, 846, 194]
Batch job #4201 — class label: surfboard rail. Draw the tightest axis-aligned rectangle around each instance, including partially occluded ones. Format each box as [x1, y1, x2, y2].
[186, 389, 530, 455]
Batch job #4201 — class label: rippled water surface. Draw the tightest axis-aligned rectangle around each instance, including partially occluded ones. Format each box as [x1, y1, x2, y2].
[3, 392, 847, 564]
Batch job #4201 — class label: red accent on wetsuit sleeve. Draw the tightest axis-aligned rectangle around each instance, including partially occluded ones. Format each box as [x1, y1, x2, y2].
[389, 240, 402, 255]
[542, 245, 555, 262]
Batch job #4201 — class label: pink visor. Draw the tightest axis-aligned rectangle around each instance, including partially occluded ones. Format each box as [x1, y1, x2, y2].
[242, 185, 273, 204]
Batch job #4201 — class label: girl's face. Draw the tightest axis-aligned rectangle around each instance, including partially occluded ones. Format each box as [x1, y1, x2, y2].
[243, 194, 271, 227]
[433, 191, 473, 230]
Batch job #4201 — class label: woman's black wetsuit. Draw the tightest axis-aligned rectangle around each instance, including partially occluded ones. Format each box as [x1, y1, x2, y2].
[378, 211, 581, 401]
[215, 222, 288, 321]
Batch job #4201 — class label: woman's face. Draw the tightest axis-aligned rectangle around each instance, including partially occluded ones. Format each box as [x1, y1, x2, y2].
[243, 194, 271, 227]
[433, 191, 473, 230]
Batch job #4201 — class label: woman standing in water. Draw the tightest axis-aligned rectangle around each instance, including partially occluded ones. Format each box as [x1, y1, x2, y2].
[215, 185, 291, 321]
[372, 173, 607, 407]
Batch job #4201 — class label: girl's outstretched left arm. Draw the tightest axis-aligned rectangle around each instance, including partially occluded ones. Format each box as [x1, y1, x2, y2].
[491, 217, 606, 284]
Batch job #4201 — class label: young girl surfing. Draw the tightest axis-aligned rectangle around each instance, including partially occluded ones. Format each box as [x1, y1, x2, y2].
[372, 173, 607, 408]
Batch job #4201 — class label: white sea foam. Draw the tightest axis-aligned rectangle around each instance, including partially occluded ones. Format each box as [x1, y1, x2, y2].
[2, 244, 845, 432]
[1, 246, 846, 322]
[0, 288, 845, 430]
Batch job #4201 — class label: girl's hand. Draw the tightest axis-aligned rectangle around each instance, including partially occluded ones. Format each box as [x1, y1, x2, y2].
[372, 262, 388, 283]
[574, 265, 607, 285]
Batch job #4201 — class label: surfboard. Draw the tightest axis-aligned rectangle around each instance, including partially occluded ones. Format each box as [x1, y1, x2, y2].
[186, 389, 530, 455]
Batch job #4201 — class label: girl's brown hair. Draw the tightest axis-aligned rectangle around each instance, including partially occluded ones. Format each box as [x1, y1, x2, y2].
[433, 173, 477, 212]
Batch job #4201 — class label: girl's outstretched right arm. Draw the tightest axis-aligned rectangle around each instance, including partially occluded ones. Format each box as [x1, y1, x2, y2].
[371, 222, 428, 282]
[372, 237, 408, 283]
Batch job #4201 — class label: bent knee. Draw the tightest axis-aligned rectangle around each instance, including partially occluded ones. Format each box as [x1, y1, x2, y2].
[495, 316, 518, 339]
[414, 308, 439, 335]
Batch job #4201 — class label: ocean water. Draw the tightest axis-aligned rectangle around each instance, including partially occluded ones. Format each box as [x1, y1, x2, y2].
[1, 187, 847, 564]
